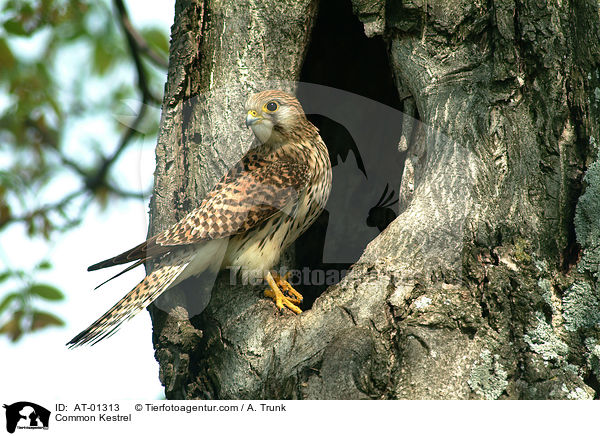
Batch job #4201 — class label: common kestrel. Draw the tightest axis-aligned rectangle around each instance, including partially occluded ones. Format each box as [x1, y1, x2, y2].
[67, 90, 332, 347]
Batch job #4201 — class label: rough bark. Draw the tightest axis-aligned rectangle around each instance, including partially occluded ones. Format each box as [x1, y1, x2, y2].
[149, 0, 600, 399]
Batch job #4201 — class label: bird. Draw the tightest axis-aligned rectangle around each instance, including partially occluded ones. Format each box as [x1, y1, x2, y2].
[67, 90, 332, 347]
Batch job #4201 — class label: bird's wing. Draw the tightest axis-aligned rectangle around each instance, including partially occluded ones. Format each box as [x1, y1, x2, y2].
[88, 160, 310, 272]
[156, 160, 310, 244]
[87, 153, 265, 272]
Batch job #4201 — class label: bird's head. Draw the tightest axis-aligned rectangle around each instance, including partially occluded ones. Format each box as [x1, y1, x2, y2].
[245, 90, 308, 144]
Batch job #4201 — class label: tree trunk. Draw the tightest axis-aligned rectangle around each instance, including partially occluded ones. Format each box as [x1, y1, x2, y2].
[148, 0, 600, 399]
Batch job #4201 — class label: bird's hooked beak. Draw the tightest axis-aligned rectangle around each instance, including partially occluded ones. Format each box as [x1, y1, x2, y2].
[246, 110, 262, 128]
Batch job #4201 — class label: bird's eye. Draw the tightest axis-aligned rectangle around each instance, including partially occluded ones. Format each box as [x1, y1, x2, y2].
[264, 101, 278, 112]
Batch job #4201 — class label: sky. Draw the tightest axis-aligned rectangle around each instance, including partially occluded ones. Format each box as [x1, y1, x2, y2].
[1, 0, 175, 401]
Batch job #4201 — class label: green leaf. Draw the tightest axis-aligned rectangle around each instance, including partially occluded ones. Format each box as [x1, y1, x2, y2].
[0, 38, 15, 71]
[31, 310, 65, 331]
[0, 203, 11, 227]
[0, 310, 24, 342]
[92, 39, 114, 75]
[0, 292, 19, 315]
[0, 271, 11, 284]
[141, 27, 169, 56]
[28, 284, 64, 301]
[3, 19, 28, 36]
[36, 260, 52, 270]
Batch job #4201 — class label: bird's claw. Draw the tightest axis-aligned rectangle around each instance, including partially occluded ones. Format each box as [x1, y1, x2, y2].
[264, 272, 303, 314]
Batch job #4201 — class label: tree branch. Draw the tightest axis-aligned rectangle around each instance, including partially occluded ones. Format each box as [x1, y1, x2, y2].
[113, 3, 169, 70]
[106, 183, 150, 199]
[81, 0, 164, 195]
[113, 0, 163, 105]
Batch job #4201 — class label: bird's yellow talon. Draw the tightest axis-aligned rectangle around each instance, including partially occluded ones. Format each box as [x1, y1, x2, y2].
[264, 272, 303, 314]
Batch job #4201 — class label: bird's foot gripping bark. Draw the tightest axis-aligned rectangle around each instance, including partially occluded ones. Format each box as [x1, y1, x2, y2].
[264, 271, 303, 314]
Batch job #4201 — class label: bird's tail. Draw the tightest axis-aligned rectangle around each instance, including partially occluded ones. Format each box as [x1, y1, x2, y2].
[67, 255, 193, 348]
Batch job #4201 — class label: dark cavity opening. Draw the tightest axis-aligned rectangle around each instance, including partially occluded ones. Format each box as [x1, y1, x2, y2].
[294, 0, 405, 308]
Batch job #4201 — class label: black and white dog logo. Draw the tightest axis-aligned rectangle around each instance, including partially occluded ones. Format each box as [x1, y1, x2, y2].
[3, 402, 50, 433]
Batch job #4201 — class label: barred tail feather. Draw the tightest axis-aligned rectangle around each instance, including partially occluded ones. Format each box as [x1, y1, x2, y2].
[93, 259, 147, 290]
[67, 261, 190, 348]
